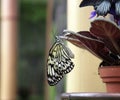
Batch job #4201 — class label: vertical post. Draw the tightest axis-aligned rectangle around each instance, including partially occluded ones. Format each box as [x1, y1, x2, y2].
[45, 0, 53, 100]
[0, 1, 1, 98]
[66, 0, 106, 92]
[1, 0, 18, 99]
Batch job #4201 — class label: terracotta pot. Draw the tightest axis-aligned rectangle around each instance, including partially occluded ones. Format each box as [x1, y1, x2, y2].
[99, 66, 120, 93]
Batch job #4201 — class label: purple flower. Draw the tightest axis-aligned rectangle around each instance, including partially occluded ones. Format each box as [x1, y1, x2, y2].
[90, 11, 96, 19]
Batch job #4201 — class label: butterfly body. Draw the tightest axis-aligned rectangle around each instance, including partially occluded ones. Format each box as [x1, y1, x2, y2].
[47, 36, 74, 86]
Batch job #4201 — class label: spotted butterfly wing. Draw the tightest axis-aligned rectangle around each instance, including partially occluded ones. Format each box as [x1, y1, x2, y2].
[47, 37, 74, 86]
[115, 0, 120, 15]
[79, 0, 111, 16]
[80, 0, 120, 17]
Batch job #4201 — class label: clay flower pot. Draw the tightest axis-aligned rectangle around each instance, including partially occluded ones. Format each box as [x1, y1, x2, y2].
[99, 66, 120, 93]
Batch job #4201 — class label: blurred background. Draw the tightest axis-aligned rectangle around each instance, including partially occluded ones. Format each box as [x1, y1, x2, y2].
[18, 0, 66, 100]
[0, 0, 106, 100]
[0, 0, 67, 100]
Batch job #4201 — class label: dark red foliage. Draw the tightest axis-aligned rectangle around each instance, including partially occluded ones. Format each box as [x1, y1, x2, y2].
[61, 19, 120, 66]
[90, 19, 120, 55]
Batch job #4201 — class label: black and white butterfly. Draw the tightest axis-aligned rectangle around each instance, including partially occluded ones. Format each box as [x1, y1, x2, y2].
[47, 36, 74, 86]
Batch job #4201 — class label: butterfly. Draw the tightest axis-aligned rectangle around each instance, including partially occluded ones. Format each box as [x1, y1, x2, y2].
[47, 36, 74, 86]
[79, 0, 120, 17]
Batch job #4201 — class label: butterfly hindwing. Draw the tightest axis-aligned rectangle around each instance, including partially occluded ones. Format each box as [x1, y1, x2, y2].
[115, 0, 120, 15]
[80, 0, 111, 16]
[60, 45, 74, 74]
[47, 38, 74, 86]
[96, 0, 111, 16]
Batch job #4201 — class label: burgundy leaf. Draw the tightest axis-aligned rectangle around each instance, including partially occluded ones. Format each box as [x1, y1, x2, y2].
[90, 19, 120, 55]
[62, 32, 85, 49]
[60, 30, 116, 64]
[75, 31, 115, 64]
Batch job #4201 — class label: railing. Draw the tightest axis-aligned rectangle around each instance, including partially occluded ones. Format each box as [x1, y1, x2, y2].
[61, 93, 120, 100]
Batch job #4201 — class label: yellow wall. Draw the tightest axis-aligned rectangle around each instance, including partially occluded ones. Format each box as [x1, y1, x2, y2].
[66, 0, 106, 92]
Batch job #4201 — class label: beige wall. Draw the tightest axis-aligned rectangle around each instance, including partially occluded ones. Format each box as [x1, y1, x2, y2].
[66, 0, 106, 92]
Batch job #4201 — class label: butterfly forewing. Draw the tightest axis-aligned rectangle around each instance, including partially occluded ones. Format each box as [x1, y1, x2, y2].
[47, 39, 74, 86]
